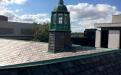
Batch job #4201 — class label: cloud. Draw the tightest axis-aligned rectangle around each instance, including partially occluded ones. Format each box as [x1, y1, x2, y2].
[0, 0, 27, 5]
[0, 6, 16, 20]
[0, 6, 50, 24]
[15, 14, 50, 24]
[67, 3, 121, 32]
[0, 2, 121, 32]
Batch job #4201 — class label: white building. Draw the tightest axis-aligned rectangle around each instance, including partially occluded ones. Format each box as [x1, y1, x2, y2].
[95, 14, 121, 49]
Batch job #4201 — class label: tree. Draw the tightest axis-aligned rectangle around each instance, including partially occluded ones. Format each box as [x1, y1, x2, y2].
[33, 23, 49, 42]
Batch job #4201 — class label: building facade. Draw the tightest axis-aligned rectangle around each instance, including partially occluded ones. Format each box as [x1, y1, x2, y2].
[0, 15, 36, 39]
[95, 14, 121, 49]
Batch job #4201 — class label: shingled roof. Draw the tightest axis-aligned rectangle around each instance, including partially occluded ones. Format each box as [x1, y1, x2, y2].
[0, 38, 117, 69]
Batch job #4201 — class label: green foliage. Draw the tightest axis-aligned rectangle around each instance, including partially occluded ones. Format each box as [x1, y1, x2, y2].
[33, 23, 49, 42]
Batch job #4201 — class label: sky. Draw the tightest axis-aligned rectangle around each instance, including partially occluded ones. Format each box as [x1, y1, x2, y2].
[0, 0, 121, 32]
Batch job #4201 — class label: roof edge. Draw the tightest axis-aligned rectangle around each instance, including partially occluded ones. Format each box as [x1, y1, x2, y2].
[0, 49, 118, 70]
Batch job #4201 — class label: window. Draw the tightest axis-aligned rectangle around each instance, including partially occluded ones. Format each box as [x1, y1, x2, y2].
[58, 14, 63, 24]
[21, 28, 33, 35]
[64, 14, 68, 24]
[0, 28, 14, 35]
[59, 17, 63, 24]
[53, 14, 56, 24]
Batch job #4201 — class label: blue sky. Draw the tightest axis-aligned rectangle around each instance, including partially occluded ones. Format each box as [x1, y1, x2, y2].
[0, 0, 121, 32]
[9, 0, 121, 15]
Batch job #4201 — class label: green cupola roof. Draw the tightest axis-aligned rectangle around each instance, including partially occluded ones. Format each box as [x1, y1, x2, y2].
[54, 0, 68, 12]
[59, 0, 64, 5]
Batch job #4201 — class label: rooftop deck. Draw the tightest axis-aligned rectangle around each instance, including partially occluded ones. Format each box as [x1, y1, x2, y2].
[0, 38, 118, 69]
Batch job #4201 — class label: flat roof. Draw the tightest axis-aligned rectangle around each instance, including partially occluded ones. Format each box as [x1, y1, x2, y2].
[0, 38, 118, 69]
[95, 23, 121, 28]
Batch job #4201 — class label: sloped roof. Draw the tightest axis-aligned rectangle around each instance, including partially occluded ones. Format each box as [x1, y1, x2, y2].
[0, 38, 117, 69]
[53, 0, 68, 12]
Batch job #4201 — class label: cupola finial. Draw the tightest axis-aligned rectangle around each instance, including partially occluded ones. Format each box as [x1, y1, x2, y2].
[59, 0, 64, 5]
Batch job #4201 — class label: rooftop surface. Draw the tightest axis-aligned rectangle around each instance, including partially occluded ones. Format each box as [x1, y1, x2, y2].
[0, 38, 118, 69]
[95, 23, 121, 28]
